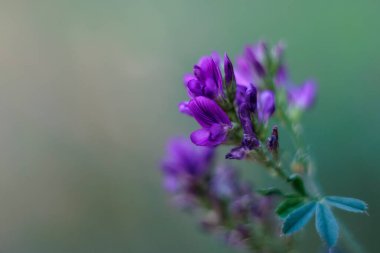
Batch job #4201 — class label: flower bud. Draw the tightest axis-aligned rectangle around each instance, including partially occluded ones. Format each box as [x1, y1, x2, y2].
[224, 53, 234, 85]
[267, 126, 279, 153]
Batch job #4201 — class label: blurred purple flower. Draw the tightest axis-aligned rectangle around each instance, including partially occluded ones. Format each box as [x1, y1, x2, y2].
[287, 80, 317, 110]
[235, 42, 288, 88]
[272, 42, 287, 86]
[252, 196, 274, 219]
[257, 90, 276, 123]
[225, 225, 251, 248]
[230, 185, 256, 218]
[211, 166, 240, 199]
[183, 55, 223, 99]
[161, 137, 214, 193]
[188, 96, 232, 146]
[235, 42, 267, 87]
[275, 64, 288, 85]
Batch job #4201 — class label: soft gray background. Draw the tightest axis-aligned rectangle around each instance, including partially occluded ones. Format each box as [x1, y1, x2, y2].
[0, 1, 378, 252]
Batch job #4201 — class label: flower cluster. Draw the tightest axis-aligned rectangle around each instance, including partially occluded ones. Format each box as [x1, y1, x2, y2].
[179, 42, 316, 160]
[161, 137, 283, 251]
[161, 41, 367, 252]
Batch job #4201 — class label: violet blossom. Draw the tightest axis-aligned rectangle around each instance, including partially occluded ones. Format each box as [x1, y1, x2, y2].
[257, 90, 276, 123]
[183, 55, 223, 100]
[161, 40, 367, 251]
[287, 80, 317, 110]
[188, 96, 232, 146]
[226, 85, 260, 160]
[161, 137, 214, 193]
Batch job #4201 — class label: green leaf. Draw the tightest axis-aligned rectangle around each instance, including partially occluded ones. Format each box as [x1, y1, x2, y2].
[257, 187, 284, 196]
[287, 174, 307, 196]
[325, 196, 368, 214]
[282, 201, 317, 235]
[315, 202, 339, 248]
[275, 196, 305, 218]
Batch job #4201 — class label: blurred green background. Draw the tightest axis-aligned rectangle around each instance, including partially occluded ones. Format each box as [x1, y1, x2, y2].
[0, 0, 379, 252]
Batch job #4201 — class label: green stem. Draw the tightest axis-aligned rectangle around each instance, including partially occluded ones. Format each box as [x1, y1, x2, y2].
[278, 104, 366, 253]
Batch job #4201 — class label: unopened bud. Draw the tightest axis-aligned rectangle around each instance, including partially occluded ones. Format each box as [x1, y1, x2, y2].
[267, 126, 279, 152]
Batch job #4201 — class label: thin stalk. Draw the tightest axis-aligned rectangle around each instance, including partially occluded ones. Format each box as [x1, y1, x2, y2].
[279, 106, 366, 253]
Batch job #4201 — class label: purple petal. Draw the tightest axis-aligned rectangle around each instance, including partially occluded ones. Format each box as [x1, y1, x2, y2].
[258, 91, 276, 123]
[190, 55, 223, 99]
[235, 85, 247, 106]
[190, 128, 211, 146]
[211, 51, 221, 66]
[272, 42, 285, 61]
[288, 80, 317, 109]
[178, 101, 193, 116]
[190, 125, 228, 146]
[193, 64, 204, 80]
[226, 146, 248, 160]
[187, 79, 202, 96]
[183, 73, 195, 86]
[162, 136, 214, 176]
[188, 96, 231, 128]
[275, 65, 288, 85]
[163, 175, 180, 192]
[244, 43, 266, 77]
[203, 78, 219, 98]
[211, 166, 239, 199]
[245, 85, 257, 112]
[234, 57, 252, 87]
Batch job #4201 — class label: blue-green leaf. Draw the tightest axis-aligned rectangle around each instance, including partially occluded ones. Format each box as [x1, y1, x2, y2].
[316, 202, 339, 248]
[325, 196, 368, 213]
[282, 201, 317, 235]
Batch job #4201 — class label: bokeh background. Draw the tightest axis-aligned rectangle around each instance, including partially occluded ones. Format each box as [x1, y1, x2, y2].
[0, 1, 379, 252]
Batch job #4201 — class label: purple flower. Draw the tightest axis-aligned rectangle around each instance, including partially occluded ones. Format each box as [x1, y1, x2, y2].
[235, 41, 289, 89]
[272, 42, 288, 85]
[226, 86, 259, 160]
[257, 90, 276, 123]
[287, 80, 317, 110]
[225, 225, 251, 248]
[188, 96, 232, 146]
[184, 55, 223, 99]
[252, 196, 274, 219]
[211, 166, 240, 199]
[234, 42, 267, 87]
[161, 137, 214, 192]
[229, 184, 256, 218]
[271, 42, 285, 61]
[275, 64, 288, 85]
